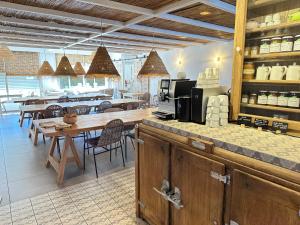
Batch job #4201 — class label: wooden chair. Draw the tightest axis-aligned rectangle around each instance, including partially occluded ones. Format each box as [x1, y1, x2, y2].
[23, 99, 47, 125]
[84, 119, 125, 178]
[139, 92, 151, 108]
[123, 123, 135, 160]
[96, 101, 112, 113]
[67, 105, 91, 115]
[126, 102, 140, 110]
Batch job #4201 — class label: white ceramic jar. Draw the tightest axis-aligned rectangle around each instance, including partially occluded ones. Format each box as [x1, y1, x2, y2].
[281, 36, 293, 52]
[260, 39, 271, 54]
[270, 37, 282, 53]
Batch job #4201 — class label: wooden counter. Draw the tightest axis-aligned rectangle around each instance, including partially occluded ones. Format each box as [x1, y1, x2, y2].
[135, 119, 300, 225]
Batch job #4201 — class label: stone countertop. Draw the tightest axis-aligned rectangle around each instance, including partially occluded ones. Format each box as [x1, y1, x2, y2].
[143, 117, 300, 173]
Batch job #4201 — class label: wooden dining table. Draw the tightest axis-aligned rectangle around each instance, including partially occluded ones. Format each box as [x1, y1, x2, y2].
[13, 92, 111, 104]
[33, 108, 154, 185]
[19, 98, 142, 127]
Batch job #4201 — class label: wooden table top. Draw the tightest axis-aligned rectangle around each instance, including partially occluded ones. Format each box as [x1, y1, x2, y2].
[123, 92, 144, 97]
[13, 93, 111, 103]
[34, 108, 154, 137]
[20, 99, 142, 113]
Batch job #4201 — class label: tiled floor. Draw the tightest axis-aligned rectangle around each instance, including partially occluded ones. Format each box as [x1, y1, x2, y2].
[0, 167, 137, 225]
[0, 114, 136, 205]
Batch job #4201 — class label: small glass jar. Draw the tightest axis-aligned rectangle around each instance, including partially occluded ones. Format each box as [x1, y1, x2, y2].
[249, 93, 257, 104]
[251, 46, 259, 56]
[270, 37, 281, 53]
[241, 94, 249, 104]
[257, 91, 268, 105]
[277, 92, 289, 107]
[281, 36, 293, 52]
[267, 91, 278, 105]
[293, 35, 300, 51]
[288, 91, 300, 108]
[260, 39, 271, 54]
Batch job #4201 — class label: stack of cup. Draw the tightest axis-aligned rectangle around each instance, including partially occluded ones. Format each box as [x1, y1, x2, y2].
[218, 95, 229, 126]
[206, 96, 220, 128]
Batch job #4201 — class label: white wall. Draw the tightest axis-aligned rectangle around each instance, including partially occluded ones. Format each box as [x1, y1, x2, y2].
[153, 41, 234, 95]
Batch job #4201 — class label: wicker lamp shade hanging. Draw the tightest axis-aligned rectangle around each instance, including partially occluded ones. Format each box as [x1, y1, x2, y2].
[54, 55, 76, 76]
[38, 61, 54, 76]
[86, 46, 120, 79]
[0, 44, 14, 60]
[74, 62, 86, 75]
[138, 50, 169, 78]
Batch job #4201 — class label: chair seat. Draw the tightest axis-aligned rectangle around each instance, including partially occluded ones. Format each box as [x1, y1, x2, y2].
[86, 136, 100, 147]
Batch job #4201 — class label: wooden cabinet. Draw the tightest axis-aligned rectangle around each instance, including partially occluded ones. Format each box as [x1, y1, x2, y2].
[136, 125, 300, 225]
[137, 132, 170, 225]
[136, 131, 227, 225]
[230, 170, 300, 225]
[170, 147, 225, 225]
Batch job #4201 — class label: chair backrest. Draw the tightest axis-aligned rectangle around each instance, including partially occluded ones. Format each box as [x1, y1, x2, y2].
[44, 104, 63, 118]
[57, 96, 69, 103]
[126, 102, 139, 110]
[68, 105, 91, 115]
[97, 119, 124, 147]
[104, 107, 124, 113]
[141, 92, 151, 102]
[96, 101, 112, 113]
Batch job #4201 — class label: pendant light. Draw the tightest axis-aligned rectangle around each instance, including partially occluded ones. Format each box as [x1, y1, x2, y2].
[0, 44, 14, 60]
[38, 50, 54, 76]
[54, 53, 76, 76]
[86, 20, 120, 79]
[137, 49, 169, 78]
[74, 62, 86, 75]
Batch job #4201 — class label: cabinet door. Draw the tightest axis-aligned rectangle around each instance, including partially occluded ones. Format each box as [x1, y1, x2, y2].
[171, 147, 226, 225]
[137, 132, 170, 225]
[230, 170, 300, 225]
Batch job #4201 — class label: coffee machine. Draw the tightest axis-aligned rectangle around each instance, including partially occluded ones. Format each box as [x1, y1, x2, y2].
[152, 79, 196, 119]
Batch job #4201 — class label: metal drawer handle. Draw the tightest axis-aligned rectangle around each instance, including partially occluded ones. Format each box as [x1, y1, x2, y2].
[153, 179, 170, 200]
[168, 187, 184, 209]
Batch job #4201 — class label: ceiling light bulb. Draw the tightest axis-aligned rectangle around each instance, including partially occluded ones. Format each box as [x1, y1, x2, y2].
[200, 11, 211, 16]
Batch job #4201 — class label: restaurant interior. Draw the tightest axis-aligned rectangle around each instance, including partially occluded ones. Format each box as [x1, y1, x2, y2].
[0, 0, 299, 225]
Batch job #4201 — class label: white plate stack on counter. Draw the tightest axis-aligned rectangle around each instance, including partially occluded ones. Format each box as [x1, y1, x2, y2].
[206, 95, 229, 128]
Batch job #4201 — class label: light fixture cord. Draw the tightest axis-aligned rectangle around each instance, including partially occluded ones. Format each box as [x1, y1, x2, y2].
[100, 19, 104, 47]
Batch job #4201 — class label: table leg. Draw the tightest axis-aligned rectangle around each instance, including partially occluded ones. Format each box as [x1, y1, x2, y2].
[45, 137, 57, 168]
[19, 111, 25, 127]
[46, 135, 81, 185]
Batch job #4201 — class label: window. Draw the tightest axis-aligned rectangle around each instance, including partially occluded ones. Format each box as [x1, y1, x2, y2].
[0, 73, 7, 96]
[6, 76, 40, 96]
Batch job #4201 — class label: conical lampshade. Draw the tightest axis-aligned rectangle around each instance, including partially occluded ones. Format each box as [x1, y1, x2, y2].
[138, 50, 169, 78]
[38, 61, 54, 76]
[73, 62, 86, 75]
[86, 46, 120, 79]
[0, 44, 14, 60]
[54, 55, 76, 76]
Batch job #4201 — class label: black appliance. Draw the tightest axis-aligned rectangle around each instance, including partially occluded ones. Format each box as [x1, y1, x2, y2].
[177, 96, 191, 122]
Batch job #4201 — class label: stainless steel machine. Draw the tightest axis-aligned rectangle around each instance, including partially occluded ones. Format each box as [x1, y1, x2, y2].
[152, 79, 196, 119]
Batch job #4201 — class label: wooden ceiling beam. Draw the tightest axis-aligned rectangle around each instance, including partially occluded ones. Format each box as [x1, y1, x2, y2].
[0, 39, 147, 54]
[0, 33, 159, 51]
[197, 0, 236, 14]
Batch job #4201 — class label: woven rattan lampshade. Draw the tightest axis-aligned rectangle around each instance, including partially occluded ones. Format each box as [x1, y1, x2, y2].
[86, 46, 120, 79]
[73, 62, 86, 75]
[38, 61, 54, 76]
[54, 55, 76, 76]
[0, 44, 14, 60]
[138, 50, 169, 78]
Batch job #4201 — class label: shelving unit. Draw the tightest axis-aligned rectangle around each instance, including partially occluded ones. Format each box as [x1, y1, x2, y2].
[242, 79, 300, 84]
[231, 0, 300, 133]
[240, 103, 300, 113]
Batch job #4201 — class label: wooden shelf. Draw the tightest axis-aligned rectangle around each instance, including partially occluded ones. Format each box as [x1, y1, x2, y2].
[244, 51, 300, 60]
[246, 20, 300, 33]
[241, 103, 300, 113]
[242, 80, 300, 84]
[248, 0, 287, 9]
[238, 113, 300, 130]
